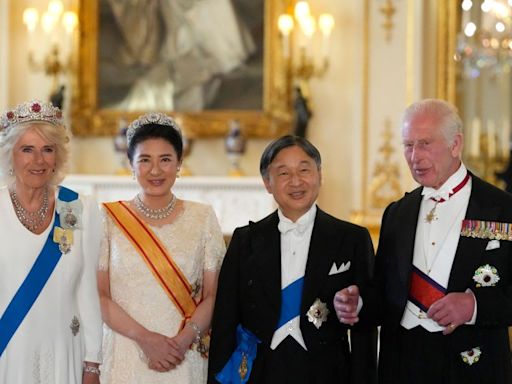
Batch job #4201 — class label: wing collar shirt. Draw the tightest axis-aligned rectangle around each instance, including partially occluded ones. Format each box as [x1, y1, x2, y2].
[401, 163, 476, 331]
[270, 205, 317, 351]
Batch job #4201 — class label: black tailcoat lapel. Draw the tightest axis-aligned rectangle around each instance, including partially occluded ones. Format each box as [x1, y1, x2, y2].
[250, 212, 282, 315]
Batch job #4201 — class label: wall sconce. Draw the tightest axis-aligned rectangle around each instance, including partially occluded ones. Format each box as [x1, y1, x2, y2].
[278, 1, 335, 85]
[22, 0, 77, 96]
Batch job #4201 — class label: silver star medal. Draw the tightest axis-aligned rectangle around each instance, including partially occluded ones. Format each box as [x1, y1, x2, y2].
[307, 298, 330, 329]
[56, 199, 83, 230]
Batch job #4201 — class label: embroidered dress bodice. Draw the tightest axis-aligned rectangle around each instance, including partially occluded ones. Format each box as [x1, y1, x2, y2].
[270, 205, 316, 351]
[401, 164, 471, 332]
[98, 200, 225, 384]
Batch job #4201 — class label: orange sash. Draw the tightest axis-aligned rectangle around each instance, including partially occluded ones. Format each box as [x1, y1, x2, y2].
[103, 201, 197, 319]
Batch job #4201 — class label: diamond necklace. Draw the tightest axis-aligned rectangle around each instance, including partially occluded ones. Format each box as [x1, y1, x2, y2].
[134, 193, 177, 220]
[10, 187, 50, 232]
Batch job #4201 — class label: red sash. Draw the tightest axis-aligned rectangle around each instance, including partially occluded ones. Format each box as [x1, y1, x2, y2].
[408, 266, 446, 312]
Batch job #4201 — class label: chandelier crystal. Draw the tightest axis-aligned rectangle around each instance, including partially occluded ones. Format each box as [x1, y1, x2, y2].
[455, 0, 512, 78]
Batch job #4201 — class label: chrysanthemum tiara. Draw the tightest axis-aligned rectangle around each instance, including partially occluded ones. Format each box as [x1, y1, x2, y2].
[126, 112, 182, 145]
[0, 100, 64, 135]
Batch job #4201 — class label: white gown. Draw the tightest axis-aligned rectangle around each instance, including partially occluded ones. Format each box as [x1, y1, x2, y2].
[98, 200, 226, 384]
[0, 186, 103, 384]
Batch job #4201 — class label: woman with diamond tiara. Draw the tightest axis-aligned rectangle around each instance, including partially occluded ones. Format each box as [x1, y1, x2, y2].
[0, 100, 103, 384]
[97, 112, 226, 383]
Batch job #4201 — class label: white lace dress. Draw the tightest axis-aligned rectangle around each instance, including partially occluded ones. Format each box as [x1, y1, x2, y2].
[0, 187, 103, 384]
[98, 200, 226, 384]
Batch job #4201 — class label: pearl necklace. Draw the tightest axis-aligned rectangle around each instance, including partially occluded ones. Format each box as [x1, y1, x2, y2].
[10, 187, 50, 232]
[134, 193, 177, 220]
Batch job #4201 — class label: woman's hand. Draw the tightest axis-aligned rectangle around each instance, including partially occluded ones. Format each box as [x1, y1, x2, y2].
[138, 330, 185, 371]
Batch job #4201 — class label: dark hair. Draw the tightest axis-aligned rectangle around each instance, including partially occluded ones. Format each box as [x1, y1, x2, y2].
[259, 135, 321, 177]
[127, 123, 183, 163]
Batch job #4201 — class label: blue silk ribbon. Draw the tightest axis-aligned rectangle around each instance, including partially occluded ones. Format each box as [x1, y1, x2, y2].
[0, 186, 78, 357]
[276, 277, 304, 329]
[215, 324, 261, 384]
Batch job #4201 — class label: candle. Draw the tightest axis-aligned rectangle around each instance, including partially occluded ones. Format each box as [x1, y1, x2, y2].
[277, 14, 293, 59]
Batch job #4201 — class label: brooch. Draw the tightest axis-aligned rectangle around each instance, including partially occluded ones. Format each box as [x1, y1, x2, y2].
[56, 199, 83, 230]
[70, 316, 80, 336]
[473, 264, 500, 287]
[53, 227, 73, 254]
[460, 347, 481, 366]
[307, 298, 330, 329]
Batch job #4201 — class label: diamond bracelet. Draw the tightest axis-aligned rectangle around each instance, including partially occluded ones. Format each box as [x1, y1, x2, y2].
[83, 365, 100, 375]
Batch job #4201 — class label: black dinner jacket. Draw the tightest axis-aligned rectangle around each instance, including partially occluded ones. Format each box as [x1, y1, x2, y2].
[363, 175, 512, 383]
[208, 207, 377, 384]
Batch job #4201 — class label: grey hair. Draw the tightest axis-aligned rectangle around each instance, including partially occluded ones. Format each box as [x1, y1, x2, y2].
[401, 98, 463, 145]
[0, 122, 70, 187]
[260, 135, 321, 178]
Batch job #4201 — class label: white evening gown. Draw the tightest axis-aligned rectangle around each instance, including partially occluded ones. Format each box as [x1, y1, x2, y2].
[99, 200, 226, 384]
[0, 186, 103, 384]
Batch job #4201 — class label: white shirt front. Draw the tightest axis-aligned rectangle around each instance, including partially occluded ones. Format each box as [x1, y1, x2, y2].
[401, 164, 472, 332]
[270, 205, 316, 350]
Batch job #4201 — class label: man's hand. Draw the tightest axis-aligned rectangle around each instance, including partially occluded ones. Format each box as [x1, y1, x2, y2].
[334, 285, 360, 325]
[427, 292, 475, 335]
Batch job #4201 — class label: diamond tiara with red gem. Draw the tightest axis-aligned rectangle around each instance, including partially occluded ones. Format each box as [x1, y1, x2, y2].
[126, 112, 182, 145]
[0, 100, 64, 135]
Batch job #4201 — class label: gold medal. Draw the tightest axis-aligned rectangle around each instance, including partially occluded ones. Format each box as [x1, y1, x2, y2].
[239, 352, 248, 380]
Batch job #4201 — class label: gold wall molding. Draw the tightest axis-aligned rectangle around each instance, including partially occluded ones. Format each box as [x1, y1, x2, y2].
[368, 119, 402, 209]
[379, 0, 397, 42]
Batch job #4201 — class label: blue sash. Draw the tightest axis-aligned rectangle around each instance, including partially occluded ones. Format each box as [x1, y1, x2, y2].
[276, 277, 304, 329]
[0, 186, 78, 357]
[216, 325, 261, 384]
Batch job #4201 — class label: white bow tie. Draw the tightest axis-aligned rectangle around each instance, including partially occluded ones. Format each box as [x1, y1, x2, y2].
[423, 189, 450, 202]
[278, 220, 308, 235]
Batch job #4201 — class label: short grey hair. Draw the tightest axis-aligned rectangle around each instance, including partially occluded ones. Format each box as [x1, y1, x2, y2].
[401, 98, 463, 145]
[260, 135, 321, 178]
[0, 122, 70, 187]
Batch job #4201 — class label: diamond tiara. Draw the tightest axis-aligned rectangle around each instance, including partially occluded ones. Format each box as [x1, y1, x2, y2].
[126, 112, 182, 145]
[0, 100, 64, 135]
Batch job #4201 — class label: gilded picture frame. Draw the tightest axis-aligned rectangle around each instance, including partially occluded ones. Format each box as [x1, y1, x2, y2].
[71, 0, 292, 138]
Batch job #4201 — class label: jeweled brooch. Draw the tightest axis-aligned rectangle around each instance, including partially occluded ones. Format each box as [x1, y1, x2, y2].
[473, 264, 500, 287]
[307, 298, 329, 329]
[70, 316, 80, 336]
[56, 199, 83, 230]
[460, 347, 481, 366]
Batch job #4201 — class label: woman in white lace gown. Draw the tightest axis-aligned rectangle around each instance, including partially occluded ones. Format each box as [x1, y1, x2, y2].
[97, 112, 225, 383]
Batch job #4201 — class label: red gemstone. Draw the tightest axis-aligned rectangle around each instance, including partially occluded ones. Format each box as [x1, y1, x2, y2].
[56, 111, 62, 118]
[484, 275, 491, 283]
[6, 111, 14, 120]
[468, 350, 474, 356]
[31, 103, 41, 113]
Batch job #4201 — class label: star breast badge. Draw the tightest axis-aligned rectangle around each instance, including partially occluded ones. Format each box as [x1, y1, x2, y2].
[306, 298, 330, 329]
